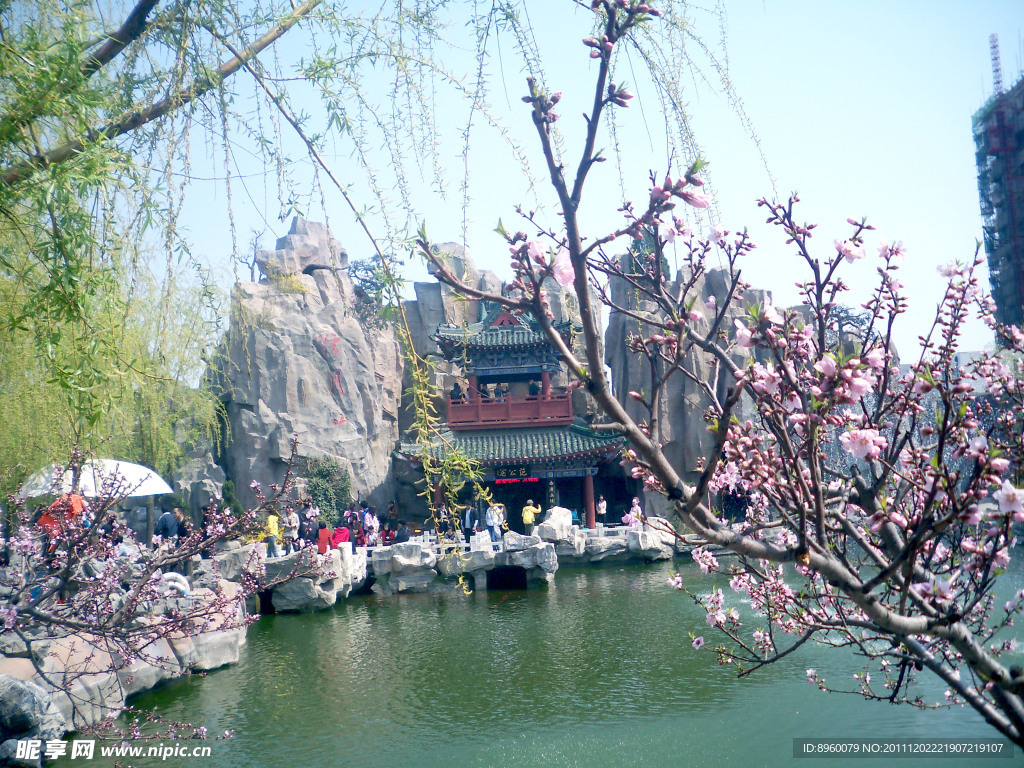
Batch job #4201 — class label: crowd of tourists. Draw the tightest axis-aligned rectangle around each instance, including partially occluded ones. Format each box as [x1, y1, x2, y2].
[260, 500, 411, 559]
[18, 490, 645, 566]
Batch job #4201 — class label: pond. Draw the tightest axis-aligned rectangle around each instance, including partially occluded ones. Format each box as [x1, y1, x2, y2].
[65, 557, 1023, 767]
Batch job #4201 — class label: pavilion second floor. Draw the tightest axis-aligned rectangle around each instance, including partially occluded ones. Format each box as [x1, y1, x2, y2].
[446, 371, 572, 430]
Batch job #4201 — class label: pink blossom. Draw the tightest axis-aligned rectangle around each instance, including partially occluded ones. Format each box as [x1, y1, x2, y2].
[706, 295, 717, 310]
[839, 428, 887, 460]
[680, 189, 710, 209]
[734, 319, 753, 348]
[912, 377, 933, 394]
[993, 481, 1024, 520]
[711, 461, 741, 492]
[762, 300, 783, 325]
[706, 610, 726, 627]
[814, 355, 838, 378]
[834, 238, 865, 263]
[692, 636, 705, 650]
[754, 367, 781, 395]
[667, 573, 683, 589]
[962, 506, 984, 526]
[863, 347, 885, 371]
[877, 240, 906, 261]
[913, 577, 956, 604]
[729, 575, 750, 594]
[691, 547, 719, 574]
[937, 262, 959, 278]
[845, 369, 875, 399]
[552, 247, 575, 289]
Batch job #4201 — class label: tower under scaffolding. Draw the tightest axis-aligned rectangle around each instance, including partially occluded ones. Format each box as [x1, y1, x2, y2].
[974, 34, 1024, 329]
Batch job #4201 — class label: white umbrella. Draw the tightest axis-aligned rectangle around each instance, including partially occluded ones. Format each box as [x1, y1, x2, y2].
[18, 459, 173, 500]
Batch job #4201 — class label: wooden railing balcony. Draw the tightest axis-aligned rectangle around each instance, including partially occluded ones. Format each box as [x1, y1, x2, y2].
[447, 393, 573, 429]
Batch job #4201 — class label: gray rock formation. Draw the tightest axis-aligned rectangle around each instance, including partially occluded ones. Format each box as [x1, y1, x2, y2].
[370, 541, 439, 594]
[211, 217, 404, 510]
[536, 507, 574, 543]
[0, 576, 248, 751]
[605, 262, 767, 516]
[212, 542, 261, 583]
[256, 218, 348, 276]
[436, 547, 494, 578]
[583, 535, 629, 562]
[626, 517, 676, 561]
[497, 541, 558, 584]
[264, 546, 365, 612]
[0, 676, 66, 743]
[173, 452, 225, 521]
[554, 528, 587, 561]
[0, 541, 372, 751]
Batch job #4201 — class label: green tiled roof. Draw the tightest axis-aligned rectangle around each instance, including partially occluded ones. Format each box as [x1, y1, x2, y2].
[433, 301, 579, 351]
[434, 321, 574, 349]
[397, 424, 624, 466]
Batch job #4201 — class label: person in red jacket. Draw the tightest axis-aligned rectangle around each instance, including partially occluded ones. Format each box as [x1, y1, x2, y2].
[317, 521, 332, 554]
[353, 523, 367, 548]
[331, 522, 351, 548]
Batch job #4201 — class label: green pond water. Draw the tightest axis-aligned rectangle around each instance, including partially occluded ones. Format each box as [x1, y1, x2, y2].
[68, 558, 1023, 768]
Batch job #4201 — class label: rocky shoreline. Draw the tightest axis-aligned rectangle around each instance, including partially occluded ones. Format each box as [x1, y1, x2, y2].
[0, 511, 684, 766]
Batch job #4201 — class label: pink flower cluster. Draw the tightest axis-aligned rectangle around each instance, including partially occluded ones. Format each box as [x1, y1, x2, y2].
[839, 428, 888, 461]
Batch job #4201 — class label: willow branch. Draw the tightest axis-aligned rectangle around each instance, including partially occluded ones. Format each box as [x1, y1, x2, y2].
[1, 0, 321, 186]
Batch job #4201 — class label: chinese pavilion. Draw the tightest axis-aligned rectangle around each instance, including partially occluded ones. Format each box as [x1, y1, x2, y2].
[398, 303, 624, 530]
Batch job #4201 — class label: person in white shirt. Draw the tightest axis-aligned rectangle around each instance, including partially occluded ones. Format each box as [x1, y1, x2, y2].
[485, 502, 503, 545]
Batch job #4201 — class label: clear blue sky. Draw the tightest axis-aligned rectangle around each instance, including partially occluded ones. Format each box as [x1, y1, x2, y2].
[179, 1, 1023, 356]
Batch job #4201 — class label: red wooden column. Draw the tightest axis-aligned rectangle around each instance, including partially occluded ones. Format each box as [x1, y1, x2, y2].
[583, 472, 596, 529]
[541, 371, 551, 398]
[469, 374, 480, 403]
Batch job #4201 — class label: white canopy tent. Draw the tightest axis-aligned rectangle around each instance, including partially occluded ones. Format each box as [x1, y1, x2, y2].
[18, 459, 173, 500]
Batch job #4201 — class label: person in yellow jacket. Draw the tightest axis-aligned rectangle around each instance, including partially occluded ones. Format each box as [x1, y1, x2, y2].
[264, 509, 282, 558]
[521, 499, 541, 536]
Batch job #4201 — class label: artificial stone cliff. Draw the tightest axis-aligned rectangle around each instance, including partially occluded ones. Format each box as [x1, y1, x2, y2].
[211, 218, 404, 511]
[605, 260, 767, 516]
[209, 219, 767, 521]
